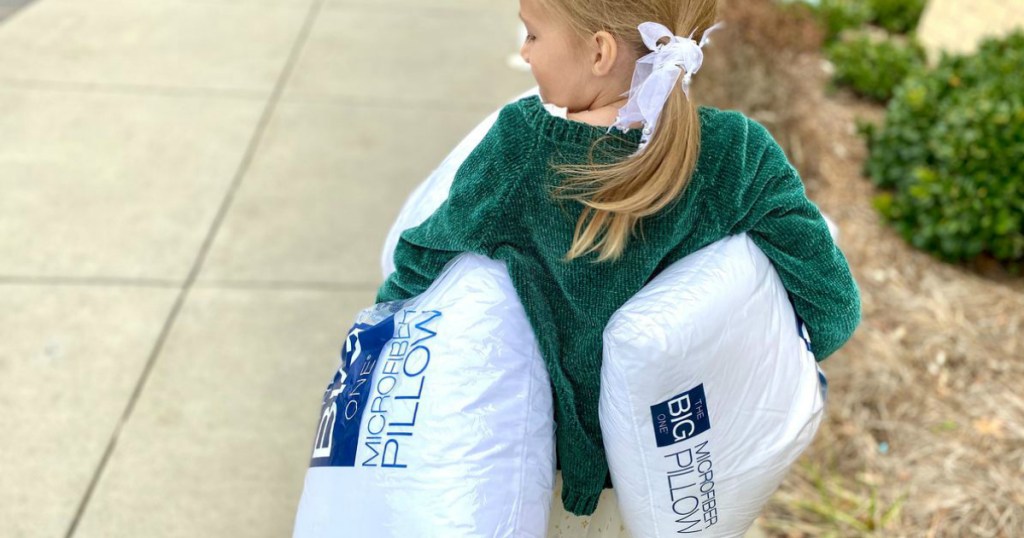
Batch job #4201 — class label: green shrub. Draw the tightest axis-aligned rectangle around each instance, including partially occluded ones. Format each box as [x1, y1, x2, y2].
[816, 0, 873, 43]
[784, 0, 926, 41]
[863, 31, 1024, 267]
[867, 0, 926, 34]
[827, 34, 926, 102]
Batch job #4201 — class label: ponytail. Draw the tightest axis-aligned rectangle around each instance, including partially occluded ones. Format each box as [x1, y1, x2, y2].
[538, 0, 719, 262]
[552, 82, 702, 262]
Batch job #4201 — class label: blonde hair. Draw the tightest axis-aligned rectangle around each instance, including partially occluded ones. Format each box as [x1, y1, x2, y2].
[539, 0, 721, 262]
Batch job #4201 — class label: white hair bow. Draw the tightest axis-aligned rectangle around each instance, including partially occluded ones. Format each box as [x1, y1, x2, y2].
[608, 21, 725, 152]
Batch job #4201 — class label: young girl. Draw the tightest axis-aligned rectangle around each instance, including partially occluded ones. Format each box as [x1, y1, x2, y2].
[377, 0, 861, 519]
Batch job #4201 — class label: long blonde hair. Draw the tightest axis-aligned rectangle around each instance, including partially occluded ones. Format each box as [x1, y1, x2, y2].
[539, 0, 721, 262]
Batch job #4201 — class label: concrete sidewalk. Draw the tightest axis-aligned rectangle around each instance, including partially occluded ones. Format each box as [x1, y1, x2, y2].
[0, 1, 763, 536]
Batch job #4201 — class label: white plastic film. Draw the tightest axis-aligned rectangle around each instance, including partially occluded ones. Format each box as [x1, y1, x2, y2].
[294, 254, 556, 538]
[600, 234, 827, 538]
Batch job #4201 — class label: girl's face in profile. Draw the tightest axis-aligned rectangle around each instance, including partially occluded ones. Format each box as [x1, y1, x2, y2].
[518, 0, 592, 111]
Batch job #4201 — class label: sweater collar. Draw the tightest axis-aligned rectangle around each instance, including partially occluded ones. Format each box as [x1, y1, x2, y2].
[515, 95, 644, 150]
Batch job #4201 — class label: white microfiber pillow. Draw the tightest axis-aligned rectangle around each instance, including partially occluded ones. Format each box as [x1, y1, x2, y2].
[294, 254, 555, 538]
[600, 233, 827, 538]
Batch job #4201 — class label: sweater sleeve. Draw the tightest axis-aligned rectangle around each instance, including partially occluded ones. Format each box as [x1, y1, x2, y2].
[375, 122, 518, 304]
[729, 137, 862, 362]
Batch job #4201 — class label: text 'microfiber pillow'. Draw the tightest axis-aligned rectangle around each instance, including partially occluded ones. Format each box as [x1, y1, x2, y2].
[600, 233, 827, 538]
[293, 254, 555, 538]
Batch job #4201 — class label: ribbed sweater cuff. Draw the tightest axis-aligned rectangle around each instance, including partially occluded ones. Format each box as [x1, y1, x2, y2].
[559, 464, 609, 516]
[562, 487, 602, 517]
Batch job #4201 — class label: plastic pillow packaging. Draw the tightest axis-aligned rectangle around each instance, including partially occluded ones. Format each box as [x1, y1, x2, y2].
[292, 253, 555, 538]
[600, 233, 828, 538]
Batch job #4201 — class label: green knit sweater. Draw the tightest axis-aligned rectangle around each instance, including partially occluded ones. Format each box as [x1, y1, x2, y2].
[376, 95, 861, 516]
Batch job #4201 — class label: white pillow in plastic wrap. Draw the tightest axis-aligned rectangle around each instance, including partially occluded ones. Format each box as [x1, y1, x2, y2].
[600, 233, 828, 538]
[293, 253, 555, 538]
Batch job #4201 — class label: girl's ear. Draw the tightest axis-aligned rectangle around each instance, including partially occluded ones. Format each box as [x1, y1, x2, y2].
[590, 30, 619, 77]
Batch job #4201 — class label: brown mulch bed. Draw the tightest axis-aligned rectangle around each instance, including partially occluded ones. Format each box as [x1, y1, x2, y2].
[769, 79, 1024, 538]
[695, 1, 1024, 536]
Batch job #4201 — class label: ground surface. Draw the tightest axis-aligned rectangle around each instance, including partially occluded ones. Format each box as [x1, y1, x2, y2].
[760, 64, 1024, 537]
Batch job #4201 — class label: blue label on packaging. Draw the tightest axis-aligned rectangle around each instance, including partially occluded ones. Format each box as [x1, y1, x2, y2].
[650, 384, 711, 448]
[308, 316, 395, 467]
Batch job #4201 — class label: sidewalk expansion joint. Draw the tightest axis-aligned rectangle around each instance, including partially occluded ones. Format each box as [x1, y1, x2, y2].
[62, 1, 329, 536]
[0, 275, 183, 289]
[0, 77, 270, 100]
